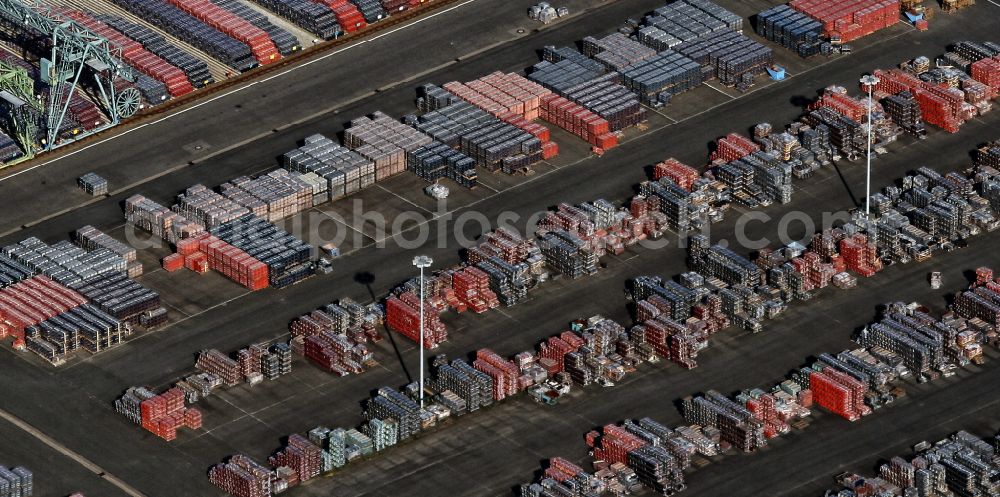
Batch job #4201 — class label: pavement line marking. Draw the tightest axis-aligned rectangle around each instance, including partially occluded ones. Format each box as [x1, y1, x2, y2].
[0, 0, 483, 183]
[987, 0, 1000, 7]
[63, 23, 927, 341]
[309, 207, 377, 243]
[704, 82, 737, 100]
[0, 408, 149, 497]
[375, 183, 433, 214]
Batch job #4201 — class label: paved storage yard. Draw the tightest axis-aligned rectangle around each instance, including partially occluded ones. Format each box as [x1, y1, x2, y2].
[2, 1, 1000, 496]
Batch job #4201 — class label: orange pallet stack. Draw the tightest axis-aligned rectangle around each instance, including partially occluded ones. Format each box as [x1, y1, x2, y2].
[317, 0, 367, 32]
[789, 0, 899, 42]
[710, 133, 759, 162]
[539, 93, 616, 149]
[652, 158, 699, 190]
[442, 73, 561, 156]
[971, 57, 1000, 93]
[838, 233, 882, 277]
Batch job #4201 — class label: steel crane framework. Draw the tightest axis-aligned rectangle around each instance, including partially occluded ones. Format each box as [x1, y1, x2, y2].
[0, 0, 137, 156]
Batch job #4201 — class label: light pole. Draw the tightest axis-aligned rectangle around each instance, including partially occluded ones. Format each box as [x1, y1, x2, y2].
[412, 255, 433, 409]
[859, 74, 880, 217]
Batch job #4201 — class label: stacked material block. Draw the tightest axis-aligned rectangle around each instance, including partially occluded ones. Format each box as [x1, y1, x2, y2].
[269, 434, 321, 482]
[364, 417, 398, 451]
[674, 29, 774, 87]
[174, 185, 250, 228]
[125, 194, 206, 243]
[537, 230, 598, 279]
[619, 50, 702, 106]
[755, 5, 825, 57]
[219, 170, 313, 222]
[711, 133, 760, 162]
[210, 215, 312, 288]
[197, 349, 242, 386]
[0, 466, 32, 497]
[210, 0, 301, 55]
[164, 0, 282, 65]
[348, 0, 387, 23]
[75, 226, 136, 263]
[303, 330, 373, 375]
[882, 91, 926, 136]
[364, 387, 420, 441]
[94, 14, 214, 88]
[529, 60, 645, 132]
[73, 273, 161, 322]
[582, 33, 658, 71]
[345, 111, 433, 180]
[176, 233, 270, 290]
[435, 359, 493, 412]
[246, 0, 341, 40]
[386, 291, 447, 348]
[808, 367, 868, 421]
[539, 93, 616, 149]
[529, 51, 605, 93]
[108, 0, 257, 71]
[839, 234, 882, 277]
[688, 239, 761, 287]
[414, 93, 547, 167]
[788, 0, 900, 43]
[682, 390, 766, 451]
[137, 387, 202, 440]
[77, 172, 108, 196]
[648, 0, 743, 39]
[971, 56, 1000, 92]
[653, 158, 700, 191]
[3, 237, 127, 288]
[209, 455, 273, 497]
[0, 254, 34, 289]
[442, 72, 552, 121]
[0, 275, 88, 353]
[314, 0, 367, 33]
[283, 133, 375, 201]
[590, 424, 648, 465]
[473, 348, 520, 401]
[406, 140, 478, 188]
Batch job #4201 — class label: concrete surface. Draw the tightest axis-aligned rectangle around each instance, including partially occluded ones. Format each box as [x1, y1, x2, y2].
[0, 1, 999, 497]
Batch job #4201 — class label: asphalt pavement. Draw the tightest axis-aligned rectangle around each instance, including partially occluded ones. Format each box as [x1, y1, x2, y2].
[0, 1, 999, 496]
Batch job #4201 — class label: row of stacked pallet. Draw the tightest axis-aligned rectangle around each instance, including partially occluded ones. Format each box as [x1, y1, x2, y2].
[109, 0, 258, 71]
[0, 228, 169, 363]
[634, 0, 772, 92]
[438, 72, 558, 167]
[283, 133, 376, 199]
[248, 0, 342, 39]
[193, 342, 293, 390]
[414, 84, 547, 176]
[755, 5, 826, 57]
[163, 0, 282, 65]
[788, 0, 900, 43]
[827, 430, 1000, 497]
[210, 0, 301, 55]
[529, 47, 646, 136]
[523, 290, 998, 496]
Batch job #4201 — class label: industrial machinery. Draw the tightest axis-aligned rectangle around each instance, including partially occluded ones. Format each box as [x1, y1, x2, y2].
[0, 0, 137, 155]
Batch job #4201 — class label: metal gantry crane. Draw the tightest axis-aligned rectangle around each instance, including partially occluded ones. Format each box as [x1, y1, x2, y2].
[0, 0, 138, 154]
[0, 58, 41, 160]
